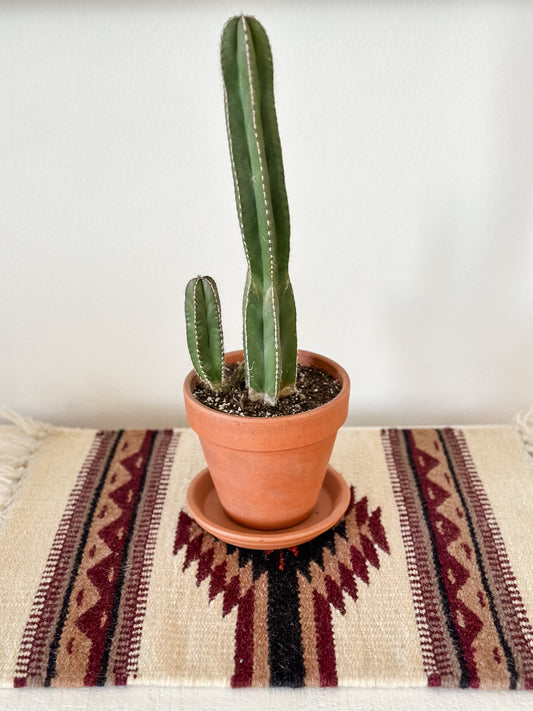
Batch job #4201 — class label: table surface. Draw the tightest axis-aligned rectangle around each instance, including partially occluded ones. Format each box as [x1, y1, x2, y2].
[2, 683, 533, 711]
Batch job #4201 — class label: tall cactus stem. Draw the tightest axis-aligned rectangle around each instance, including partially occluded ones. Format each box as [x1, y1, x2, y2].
[221, 15, 298, 405]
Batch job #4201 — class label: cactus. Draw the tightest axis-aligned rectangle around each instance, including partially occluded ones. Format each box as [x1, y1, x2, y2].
[221, 15, 297, 406]
[185, 17, 298, 407]
[185, 276, 225, 391]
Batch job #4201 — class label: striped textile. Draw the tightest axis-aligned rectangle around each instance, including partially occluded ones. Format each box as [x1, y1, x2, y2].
[0, 423, 532, 689]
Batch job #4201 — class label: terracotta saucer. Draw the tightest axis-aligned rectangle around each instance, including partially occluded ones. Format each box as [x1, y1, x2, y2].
[186, 466, 350, 550]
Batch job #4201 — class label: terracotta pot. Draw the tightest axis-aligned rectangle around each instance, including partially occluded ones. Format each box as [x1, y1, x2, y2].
[183, 350, 350, 530]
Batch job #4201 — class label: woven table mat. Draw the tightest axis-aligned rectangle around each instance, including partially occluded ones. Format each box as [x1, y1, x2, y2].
[1, 416, 532, 690]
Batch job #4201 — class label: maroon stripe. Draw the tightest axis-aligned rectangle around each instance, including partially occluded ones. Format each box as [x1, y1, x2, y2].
[313, 590, 337, 687]
[110, 430, 179, 684]
[381, 429, 459, 686]
[231, 588, 255, 688]
[405, 430, 477, 686]
[80, 430, 157, 685]
[14, 431, 120, 688]
[443, 429, 533, 689]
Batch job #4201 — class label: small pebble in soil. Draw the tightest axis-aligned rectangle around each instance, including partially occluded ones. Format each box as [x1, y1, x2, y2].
[193, 364, 342, 417]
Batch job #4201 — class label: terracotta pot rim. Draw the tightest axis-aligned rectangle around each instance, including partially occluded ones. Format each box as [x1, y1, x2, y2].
[183, 349, 349, 425]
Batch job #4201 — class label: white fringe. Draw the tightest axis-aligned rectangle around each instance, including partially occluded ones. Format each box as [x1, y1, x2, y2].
[0, 407, 55, 519]
[513, 407, 533, 460]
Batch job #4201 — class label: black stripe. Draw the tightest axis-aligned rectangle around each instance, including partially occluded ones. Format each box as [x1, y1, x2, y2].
[267, 562, 306, 687]
[96, 430, 158, 685]
[438, 429, 518, 689]
[44, 430, 124, 687]
[402, 429, 471, 687]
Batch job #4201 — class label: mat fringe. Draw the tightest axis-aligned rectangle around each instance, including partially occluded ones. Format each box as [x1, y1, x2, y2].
[0, 407, 55, 519]
[513, 407, 533, 461]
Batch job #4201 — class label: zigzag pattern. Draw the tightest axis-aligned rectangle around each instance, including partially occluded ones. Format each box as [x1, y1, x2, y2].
[57, 431, 154, 685]
[382, 427, 533, 689]
[409, 434, 484, 686]
[75, 435, 153, 683]
[174, 511, 253, 617]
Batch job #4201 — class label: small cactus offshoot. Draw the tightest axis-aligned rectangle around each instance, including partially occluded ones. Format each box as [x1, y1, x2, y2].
[185, 276, 225, 391]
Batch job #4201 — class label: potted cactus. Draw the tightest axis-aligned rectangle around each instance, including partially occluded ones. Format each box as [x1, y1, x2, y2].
[183, 16, 350, 533]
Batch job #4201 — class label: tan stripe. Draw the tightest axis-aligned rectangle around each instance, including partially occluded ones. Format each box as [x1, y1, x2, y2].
[238, 560, 253, 599]
[297, 572, 320, 685]
[224, 548, 241, 587]
[251, 573, 269, 687]
[325, 521, 356, 574]
[0, 428, 96, 685]
[212, 536, 231, 570]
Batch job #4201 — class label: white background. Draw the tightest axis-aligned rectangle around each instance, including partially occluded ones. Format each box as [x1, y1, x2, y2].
[1, 1, 532, 429]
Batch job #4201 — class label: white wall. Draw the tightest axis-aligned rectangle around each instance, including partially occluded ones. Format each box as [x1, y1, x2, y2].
[1, 1, 532, 429]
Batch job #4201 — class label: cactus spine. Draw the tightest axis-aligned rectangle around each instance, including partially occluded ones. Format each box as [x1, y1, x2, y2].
[185, 276, 225, 391]
[221, 16, 297, 406]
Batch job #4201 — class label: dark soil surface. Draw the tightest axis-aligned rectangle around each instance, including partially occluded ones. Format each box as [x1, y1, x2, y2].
[193, 364, 342, 417]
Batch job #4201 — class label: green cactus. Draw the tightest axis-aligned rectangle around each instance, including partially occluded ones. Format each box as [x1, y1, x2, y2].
[184, 17, 298, 406]
[185, 276, 225, 391]
[221, 15, 297, 406]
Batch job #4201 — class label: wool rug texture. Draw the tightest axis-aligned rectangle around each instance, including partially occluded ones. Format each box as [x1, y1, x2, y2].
[0, 412, 532, 690]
